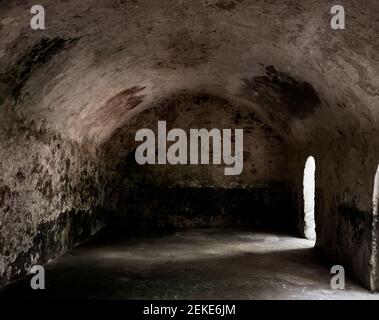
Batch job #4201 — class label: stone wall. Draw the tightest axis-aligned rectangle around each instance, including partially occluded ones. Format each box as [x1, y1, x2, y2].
[0, 121, 108, 285]
[288, 136, 379, 290]
[99, 94, 295, 231]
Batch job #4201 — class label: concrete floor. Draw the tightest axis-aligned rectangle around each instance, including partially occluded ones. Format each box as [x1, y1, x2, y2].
[1, 228, 379, 300]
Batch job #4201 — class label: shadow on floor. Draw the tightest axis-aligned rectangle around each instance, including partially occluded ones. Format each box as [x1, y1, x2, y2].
[0, 228, 377, 300]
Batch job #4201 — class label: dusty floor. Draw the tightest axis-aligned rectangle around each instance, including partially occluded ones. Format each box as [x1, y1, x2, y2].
[1, 228, 378, 300]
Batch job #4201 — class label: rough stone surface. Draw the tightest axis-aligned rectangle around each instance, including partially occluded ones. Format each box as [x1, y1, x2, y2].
[0, 122, 108, 285]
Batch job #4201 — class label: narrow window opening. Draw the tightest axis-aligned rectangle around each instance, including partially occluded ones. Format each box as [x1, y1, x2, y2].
[303, 156, 316, 240]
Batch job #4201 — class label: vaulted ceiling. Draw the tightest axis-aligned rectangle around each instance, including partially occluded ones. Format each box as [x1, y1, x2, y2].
[0, 0, 378, 146]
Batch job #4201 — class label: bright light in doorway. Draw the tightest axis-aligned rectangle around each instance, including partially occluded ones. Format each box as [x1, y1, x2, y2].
[303, 156, 316, 240]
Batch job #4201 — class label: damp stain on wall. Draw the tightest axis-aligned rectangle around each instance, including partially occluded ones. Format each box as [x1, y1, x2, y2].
[240, 65, 321, 122]
[0, 37, 79, 104]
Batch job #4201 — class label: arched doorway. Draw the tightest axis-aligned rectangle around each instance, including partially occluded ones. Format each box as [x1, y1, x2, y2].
[303, 156, 316, 240]
[370, 165, 379, 290]
[373, 165, 379, 222]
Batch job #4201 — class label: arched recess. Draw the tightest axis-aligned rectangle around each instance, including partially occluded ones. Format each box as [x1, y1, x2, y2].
[303, 156, 316, 240]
